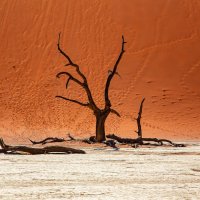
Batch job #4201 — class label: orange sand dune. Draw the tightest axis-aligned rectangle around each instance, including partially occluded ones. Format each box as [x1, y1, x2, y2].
[0, 0, 200, 143]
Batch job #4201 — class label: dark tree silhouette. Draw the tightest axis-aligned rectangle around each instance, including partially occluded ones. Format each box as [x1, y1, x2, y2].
[0, 138, 85, 154]
[29, 137, 67, 145]
[56, 33, 126, 142]
[107, 98, 185, 147]
[135, 98, 145, 139]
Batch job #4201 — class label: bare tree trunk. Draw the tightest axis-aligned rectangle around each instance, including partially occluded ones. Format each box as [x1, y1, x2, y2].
[96, 117, 106, 142]
[95, 111, 109, 142]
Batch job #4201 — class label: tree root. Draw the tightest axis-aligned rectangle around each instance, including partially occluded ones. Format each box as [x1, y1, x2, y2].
[0, 138, 86, 154]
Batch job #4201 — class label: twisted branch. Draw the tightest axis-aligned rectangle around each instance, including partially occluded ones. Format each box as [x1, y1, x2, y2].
[57, 33, 87, 82]
[29, 137, 67, 145]
[105, 35, 126, 108]
[110, 109, 121, 117]
[56, 71, 84, 88]
[57, 33, 98, 111]
[55, 96, 89, 107]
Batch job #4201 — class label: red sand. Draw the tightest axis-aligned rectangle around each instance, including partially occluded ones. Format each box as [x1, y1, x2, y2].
[0, 0, 200, 143]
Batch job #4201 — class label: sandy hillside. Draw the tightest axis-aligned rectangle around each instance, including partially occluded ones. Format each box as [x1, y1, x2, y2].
[0, 0, 200, 143]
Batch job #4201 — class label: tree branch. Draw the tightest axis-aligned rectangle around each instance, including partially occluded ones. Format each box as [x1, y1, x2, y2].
[57, 33, 87, 82]
[29, 137, 67, 145]
[105, 35, 126, 108]
[110, 109, 121, 117]
[56, 71, 84, 88]
[55, 95, 89, 107]
[65, 76, 71, 89]
[57, 33, 98, 111]
[108, 70, 121, 78]
[136, 98, 145, 138]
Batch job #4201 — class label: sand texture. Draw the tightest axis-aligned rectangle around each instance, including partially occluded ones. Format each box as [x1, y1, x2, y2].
[0, 0, 200, 143]
[0, 143, 200, 199]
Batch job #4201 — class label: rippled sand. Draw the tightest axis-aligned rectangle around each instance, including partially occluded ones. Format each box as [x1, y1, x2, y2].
[0, 143, 200, 200]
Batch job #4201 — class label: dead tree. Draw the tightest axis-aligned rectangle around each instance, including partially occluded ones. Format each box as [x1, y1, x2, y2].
[107, 98, 185, 147]
[135, 98, 145, 138]
[56, 33, 126, 142]
[0, 138, 85, 154]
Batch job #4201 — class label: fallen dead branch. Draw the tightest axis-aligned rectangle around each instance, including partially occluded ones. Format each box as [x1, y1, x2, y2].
[28, 134, 96, 145]
[106, 134, 185, 147]
[67, 134, 97, 144]
[0, 149, 6, 153]
[0, 138, 85, 154]
[29, 137, 67, 145]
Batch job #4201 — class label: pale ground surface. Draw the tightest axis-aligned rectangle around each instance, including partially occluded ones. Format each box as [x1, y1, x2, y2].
[0, 142, 200, 200]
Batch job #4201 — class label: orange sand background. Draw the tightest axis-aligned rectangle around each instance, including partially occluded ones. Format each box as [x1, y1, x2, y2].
[0, 0, 200, 143]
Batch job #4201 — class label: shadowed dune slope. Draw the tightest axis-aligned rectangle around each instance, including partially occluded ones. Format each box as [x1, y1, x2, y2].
[0, 0, 200, 143]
